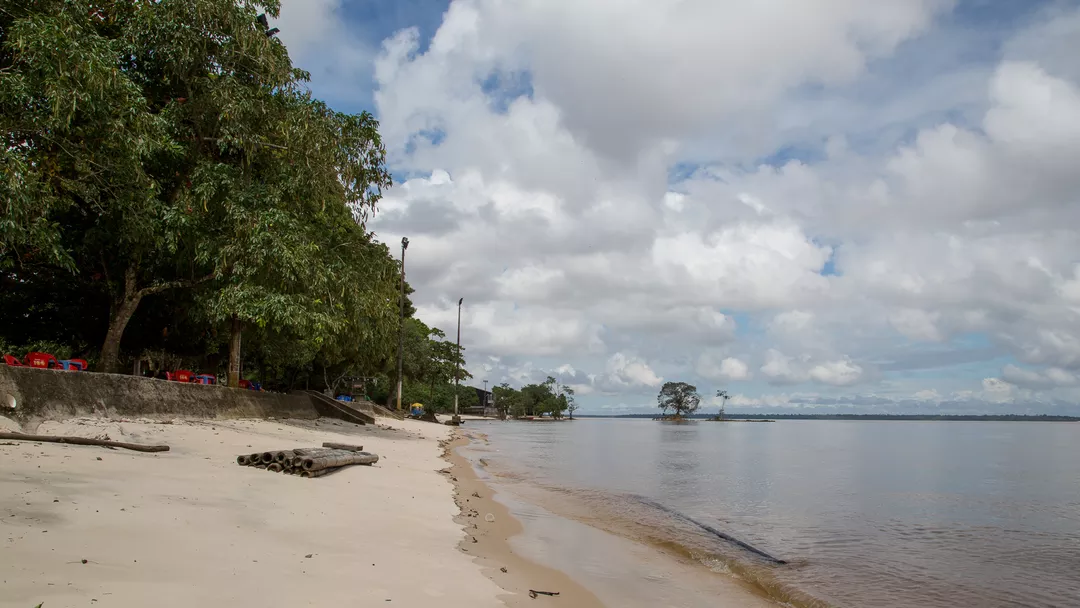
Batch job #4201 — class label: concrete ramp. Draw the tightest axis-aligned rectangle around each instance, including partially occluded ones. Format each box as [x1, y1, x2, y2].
[349, 400, 405, 421]
[301, 391, 375, 425]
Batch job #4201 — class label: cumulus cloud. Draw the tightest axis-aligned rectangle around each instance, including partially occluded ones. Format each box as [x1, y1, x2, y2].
[1001, 364, 1078, 389]
[594, 353, 663, 393]
[697, 354, 752, 382]
[809, 359, 864, 386]
[278, 1, 1080, 414]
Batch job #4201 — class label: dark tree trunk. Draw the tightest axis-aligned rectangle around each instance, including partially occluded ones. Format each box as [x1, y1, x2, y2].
[228, 314, 241, 387]
[97, 263, 211, 374]
[98, 266, 145, 373]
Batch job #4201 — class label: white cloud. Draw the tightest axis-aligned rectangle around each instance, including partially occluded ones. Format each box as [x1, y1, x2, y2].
[913, 389, 941, 402]
[718, 357, 751, 381]
[697, 354, 751, 382]
[279, 2, 1080, 413]
[274, 0, 375, 104]
[1001, 364, 1078, 389]
[595, 353, 663, 392]
[809, 359, 864, 386]
[760, 350, 809, 385]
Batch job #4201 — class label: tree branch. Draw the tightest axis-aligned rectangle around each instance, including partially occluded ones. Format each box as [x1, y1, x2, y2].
[135, 272, 214, 299]
[199, 137, 288, 150]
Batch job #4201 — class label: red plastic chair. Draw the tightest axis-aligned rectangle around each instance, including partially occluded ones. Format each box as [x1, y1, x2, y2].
[174, 370, 194, 383]
[70, 358, 88, 371]
[3, 354, 24, 367]
[25, 352, 58, 369]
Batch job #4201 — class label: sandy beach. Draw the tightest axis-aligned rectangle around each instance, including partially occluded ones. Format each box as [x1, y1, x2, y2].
[1, 415, 509, 608]
[1, 413, 781, 608]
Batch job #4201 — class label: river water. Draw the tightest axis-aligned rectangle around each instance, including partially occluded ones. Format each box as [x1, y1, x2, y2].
[459, 419, 1080, 607]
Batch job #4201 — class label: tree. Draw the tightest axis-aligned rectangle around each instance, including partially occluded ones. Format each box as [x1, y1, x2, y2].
[493, 382, 520, 419]
[715, 390, 729, 421]
[657, 382, 701, 419]
[1, 0, 394, 375]
[564, 386, 578, 420]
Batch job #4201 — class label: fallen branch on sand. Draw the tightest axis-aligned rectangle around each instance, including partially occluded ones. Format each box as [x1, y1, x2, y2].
[0, 432, 170, 453]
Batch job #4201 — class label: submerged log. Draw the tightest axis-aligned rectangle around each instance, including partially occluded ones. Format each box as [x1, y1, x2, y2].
[302, 450, 379, 471]
[0, 432, 169, 453]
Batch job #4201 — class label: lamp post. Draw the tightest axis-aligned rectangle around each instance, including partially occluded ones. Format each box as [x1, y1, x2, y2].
[454, 297, 463, 416]
[395, 237, 409, 412]
[483, 379, 489, 412]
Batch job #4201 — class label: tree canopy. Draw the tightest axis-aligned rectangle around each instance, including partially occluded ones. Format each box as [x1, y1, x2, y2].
[0, 0, 426, 394]
[493, 377, 571, 419]
[657, 382, 701, 419]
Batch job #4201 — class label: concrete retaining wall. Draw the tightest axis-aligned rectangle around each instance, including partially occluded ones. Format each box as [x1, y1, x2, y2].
[0, 365, 319, 431]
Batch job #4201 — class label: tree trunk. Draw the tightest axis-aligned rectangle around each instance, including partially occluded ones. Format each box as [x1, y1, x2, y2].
[98, 266, 145, 373]
[228, 314, 241, 387]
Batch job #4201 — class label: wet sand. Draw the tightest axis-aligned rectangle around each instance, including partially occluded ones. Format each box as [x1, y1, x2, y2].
[444, 434, 605, 607]
[449, 429, 779, 607]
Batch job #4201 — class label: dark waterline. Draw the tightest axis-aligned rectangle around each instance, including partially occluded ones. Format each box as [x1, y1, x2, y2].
[467, 419, 1080, 608]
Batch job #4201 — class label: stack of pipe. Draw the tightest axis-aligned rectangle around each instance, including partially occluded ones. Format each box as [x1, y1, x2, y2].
[236, 443, 378, 477]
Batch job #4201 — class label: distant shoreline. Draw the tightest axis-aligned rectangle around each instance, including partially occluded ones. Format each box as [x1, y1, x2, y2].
[576, 414, 1080, 422]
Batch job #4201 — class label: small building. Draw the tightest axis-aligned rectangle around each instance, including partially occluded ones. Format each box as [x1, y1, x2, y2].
[466, 387, 497, 417]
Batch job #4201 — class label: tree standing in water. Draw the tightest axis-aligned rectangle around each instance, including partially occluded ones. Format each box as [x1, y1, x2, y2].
[715, 390, 730, 421]
[657, 382, 701, 420]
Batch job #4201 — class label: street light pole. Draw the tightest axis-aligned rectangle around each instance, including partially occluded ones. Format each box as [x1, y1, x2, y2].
[454, 297, 463, 416]
[483, 379, 488, 412]
[395, 237, 409, 412]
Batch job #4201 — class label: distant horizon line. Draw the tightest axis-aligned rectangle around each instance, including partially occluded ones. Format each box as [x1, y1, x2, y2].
[573, 413, 1080, 421]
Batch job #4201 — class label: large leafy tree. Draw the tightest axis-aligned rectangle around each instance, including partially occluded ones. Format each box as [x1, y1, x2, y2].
[657, 381, 701, 419]
[1, 0, 394, 375]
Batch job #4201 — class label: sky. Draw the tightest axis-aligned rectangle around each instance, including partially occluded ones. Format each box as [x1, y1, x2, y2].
[274, 0, 1080, 416]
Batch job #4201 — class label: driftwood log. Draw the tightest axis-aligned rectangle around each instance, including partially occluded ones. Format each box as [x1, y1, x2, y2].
[0, 432, 169, 453]
[302, 451, 378, 472]
[273, 449, 296, 463]
[300, 467, 346, 478]
[321, 442, 363, 452]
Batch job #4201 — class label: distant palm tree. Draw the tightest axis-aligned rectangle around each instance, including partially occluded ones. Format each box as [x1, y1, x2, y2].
[715, 390, 729, 421]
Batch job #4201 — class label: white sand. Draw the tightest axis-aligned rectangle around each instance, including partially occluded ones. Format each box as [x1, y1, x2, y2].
[0, 416, 505, 607]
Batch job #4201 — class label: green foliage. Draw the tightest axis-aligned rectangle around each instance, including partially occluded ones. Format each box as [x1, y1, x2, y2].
[494, 376, 570, 418]
[0, 0, 417, 387]
[658, 382, 701, 419]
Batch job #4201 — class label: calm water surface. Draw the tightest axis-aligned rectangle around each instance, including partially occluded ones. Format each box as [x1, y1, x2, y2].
[464, 419, 1080, 607]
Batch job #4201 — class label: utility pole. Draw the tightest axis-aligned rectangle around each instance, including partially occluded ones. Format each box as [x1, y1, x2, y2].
[395, 237, 409, 411]
[454, 298, 463, 416]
